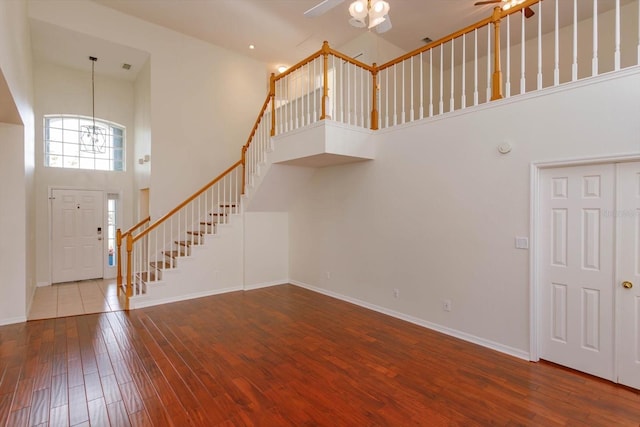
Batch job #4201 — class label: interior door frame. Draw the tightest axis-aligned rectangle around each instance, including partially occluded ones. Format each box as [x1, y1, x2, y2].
[48, 186, 107, 285]
[529, 154, 640, 378]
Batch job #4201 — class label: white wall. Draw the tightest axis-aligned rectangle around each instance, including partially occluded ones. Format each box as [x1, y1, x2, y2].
[289, 69, 640, 355]
[337, 31, 406, 66]
[29, 0, 268, 220]
[33, 61, 136, 285]
[0, 0, 35, 325]
[134, 58, 151, 218]
[244, 212, 289, 288]
[0, 124, 28, 324]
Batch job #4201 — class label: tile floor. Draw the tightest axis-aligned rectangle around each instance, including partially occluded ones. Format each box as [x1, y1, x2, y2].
[28, 278, 126, 320]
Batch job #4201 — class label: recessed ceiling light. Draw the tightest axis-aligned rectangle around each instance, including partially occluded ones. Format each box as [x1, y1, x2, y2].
[249, 44, 255, 49]
[277, 65, 288, 73]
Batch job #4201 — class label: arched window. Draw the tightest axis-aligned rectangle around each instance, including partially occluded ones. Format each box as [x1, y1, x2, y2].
[44, 115, 125, 171]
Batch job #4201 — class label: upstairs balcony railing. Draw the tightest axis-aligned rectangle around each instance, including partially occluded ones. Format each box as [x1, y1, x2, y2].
[119, 0, 640, 307]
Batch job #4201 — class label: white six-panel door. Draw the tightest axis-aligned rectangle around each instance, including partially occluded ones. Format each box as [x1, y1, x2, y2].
[540, 164, 615, 381]
[51, 189, 104, 283]
[540, 161, 640, 389]
[616, 162, 640, 389]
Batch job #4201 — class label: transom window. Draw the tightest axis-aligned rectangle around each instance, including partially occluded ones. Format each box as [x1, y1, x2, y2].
[44, 115, 125, 171]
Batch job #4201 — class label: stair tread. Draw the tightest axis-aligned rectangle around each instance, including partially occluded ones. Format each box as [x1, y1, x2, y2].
[209, 212, 228, 216]
[175, 240, 201, 246]
[200, 221, 217, 226]
[149, 261, 172, 269]
[163, 250, 187, 258]
[136, 271, 157, 282]
[187, 231, 204, 235]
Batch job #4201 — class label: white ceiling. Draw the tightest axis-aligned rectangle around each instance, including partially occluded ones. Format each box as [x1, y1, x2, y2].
[30, 19, 150, 82]
[29, 0, 630, 81]
[90, 0, 491, 71]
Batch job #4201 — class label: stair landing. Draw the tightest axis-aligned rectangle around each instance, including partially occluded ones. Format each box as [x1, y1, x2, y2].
[270, 120, 375, 167]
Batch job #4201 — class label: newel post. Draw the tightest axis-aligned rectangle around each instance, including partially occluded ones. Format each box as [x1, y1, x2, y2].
[491, 6, 504, 101]
[241, 145, 247, 195]
[320, 41, 330, 120]
[126, 233, 133, 302]
[116, 229, 123, 294]
[269, 73, 276, 136]
[371, 63, 379, 130]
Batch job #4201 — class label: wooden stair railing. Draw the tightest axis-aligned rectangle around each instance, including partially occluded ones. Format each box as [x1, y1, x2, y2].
[116, 216, 150, 296]
[120, 0, 638, 309]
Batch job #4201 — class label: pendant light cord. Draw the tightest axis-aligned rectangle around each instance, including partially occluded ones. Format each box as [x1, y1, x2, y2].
[90, 56, 97, 131]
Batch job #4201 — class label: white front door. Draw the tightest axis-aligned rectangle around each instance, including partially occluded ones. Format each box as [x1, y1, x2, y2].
[540, 164, 615, 380]
[616, 162, 640, 389]
[51, 189, 104, 283]
[539, 161, 640, 388]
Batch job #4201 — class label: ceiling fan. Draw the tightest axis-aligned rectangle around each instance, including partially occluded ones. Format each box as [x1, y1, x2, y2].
[474, 0, 535, 19]
[304, 0, 393, 34]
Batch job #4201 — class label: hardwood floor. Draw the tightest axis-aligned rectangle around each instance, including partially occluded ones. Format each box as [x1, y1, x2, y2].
[1, 284, 638, 426]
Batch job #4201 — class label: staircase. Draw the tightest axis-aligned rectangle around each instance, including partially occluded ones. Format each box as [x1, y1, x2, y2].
[117, 0, 640, 309]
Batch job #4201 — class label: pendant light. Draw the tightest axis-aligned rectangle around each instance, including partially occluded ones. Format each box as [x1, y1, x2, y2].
[80, 56, 107, 153]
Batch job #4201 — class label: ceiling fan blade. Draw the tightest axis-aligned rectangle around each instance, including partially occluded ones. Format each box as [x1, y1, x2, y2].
[375, 15, 392, 34]
[474, 0, 501, 5]
[524, 6, 535, 18]
[304, 0, 346, 17]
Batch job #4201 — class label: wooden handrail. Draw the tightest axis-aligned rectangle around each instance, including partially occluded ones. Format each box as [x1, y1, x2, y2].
[132, 160, 243, 243]
[377, 0, 539, 72]
[123, 216, 151, 236]
[326, 47, 375, 72]
[122, 1, 548, 306]
[274, 48, 324, 82]
[243, 93, 272, 152]
[378, 17, 493, 71]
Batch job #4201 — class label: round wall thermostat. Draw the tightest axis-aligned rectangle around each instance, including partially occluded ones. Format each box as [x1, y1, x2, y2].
[498, 143, 512, 154]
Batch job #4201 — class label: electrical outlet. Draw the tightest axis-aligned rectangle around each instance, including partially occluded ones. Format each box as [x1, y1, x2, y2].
[443, 299, 452, 312]
[393, 288, 400, 298]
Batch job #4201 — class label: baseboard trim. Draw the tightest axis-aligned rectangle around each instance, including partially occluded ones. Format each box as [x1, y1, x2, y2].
[131, 285, 244, 309]
[37, 281, 50, 287]
[244, 280, 289, 291]
[0, 316, 28, 326]
[290, 280, 530, 361]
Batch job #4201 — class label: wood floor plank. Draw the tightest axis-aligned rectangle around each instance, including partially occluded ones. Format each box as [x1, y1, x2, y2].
[87, 397, 110, 426]
[50, 373, 68, 409]
[10, 377, 34, 411]
[3, 284, 639, 426]
[106, 400, 131, 427]
[6, 406, 29, 427]
[28, 387, 50, 426]
[83, 371, 103, 402]
[68, 384, 88, 426]
[49, 404, 69, 427]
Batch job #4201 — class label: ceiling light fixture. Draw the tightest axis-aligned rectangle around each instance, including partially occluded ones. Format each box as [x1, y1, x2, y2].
[80, 56, 106, 154]
[277, 65, 288, 73]
[249, 44, 255, 49]
[348, 0, 390, 30]
[501, 0, 526, 11]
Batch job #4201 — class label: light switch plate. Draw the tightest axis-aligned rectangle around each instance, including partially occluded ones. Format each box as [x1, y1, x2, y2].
[515, 237, 529, 249]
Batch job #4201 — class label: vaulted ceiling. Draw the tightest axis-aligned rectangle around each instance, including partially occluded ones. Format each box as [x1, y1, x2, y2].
[91, 0, 492, 72]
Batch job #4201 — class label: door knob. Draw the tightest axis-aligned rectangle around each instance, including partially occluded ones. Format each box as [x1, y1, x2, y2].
[622, 281, 633, 289]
